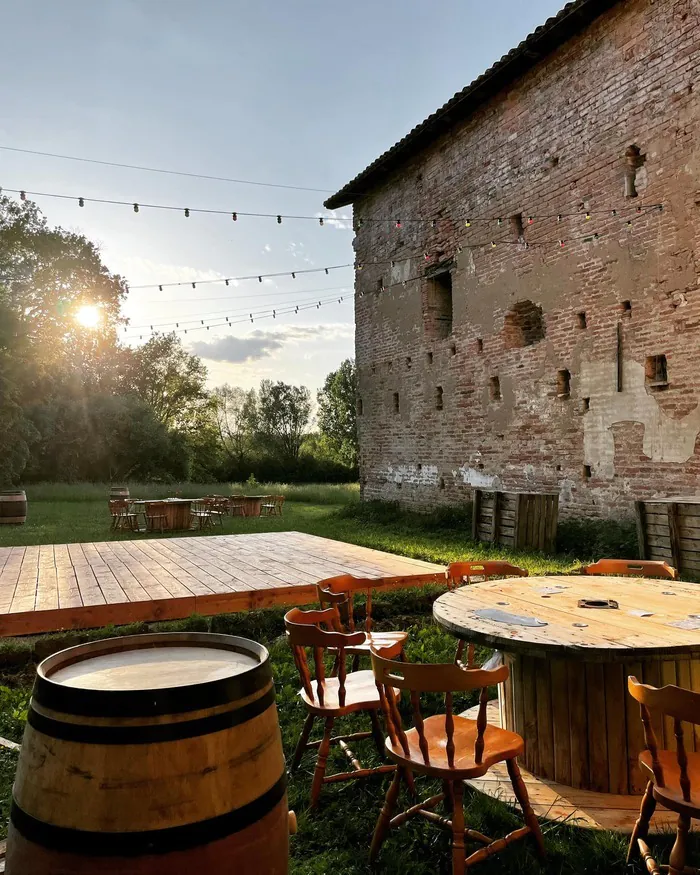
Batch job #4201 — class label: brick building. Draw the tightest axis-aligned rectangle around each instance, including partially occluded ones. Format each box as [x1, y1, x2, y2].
[325, 0, 700, 519]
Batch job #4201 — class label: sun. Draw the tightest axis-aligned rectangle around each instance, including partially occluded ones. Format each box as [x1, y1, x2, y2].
[75, 304, 102, 329]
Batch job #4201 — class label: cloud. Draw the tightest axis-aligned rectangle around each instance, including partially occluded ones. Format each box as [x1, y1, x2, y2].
[189, 323, 354, 364]
[190, 331, 284, 363]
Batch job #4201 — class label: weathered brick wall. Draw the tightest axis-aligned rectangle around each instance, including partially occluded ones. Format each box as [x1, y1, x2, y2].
[353, 0, 700, 519]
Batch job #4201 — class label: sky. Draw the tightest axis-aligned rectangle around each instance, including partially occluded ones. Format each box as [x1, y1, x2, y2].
[1, 0, 565, 395]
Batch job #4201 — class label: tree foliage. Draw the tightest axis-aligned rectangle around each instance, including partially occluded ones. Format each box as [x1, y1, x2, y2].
[256, 380, 312, 466]
[317, 358, 358, 467]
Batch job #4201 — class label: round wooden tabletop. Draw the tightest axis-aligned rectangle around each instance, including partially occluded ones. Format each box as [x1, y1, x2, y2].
[433, 575, 700, 661]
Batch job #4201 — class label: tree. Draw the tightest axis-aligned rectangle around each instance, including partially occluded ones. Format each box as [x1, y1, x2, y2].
[213, 384, 257, 468]
[317, 358, 358, 467]
[121, 333, 209, 431]
[0, 294, 36, 485]
[257, 380, 311, 466]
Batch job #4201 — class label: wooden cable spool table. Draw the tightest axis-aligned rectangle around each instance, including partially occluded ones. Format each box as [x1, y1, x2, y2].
[433, 575, 700, 832]
[130, 498, 194, 531]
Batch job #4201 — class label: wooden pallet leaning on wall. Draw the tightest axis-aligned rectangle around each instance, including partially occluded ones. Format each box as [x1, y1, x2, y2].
[472, 490, 559, 553]
[636, 498, 700, 579]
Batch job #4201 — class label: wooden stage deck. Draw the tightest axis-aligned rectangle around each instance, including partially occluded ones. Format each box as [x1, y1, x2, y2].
[0, 532, 444, 637]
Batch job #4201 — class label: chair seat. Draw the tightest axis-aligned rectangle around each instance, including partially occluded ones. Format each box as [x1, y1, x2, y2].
[640, 750, 700, 814]
[300, 669, 391, 716]
[339, 630, 408, 656]
[385, 714, 524, 778]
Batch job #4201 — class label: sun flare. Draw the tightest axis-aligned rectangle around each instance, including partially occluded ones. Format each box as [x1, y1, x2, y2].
[75, 304, 101, 329]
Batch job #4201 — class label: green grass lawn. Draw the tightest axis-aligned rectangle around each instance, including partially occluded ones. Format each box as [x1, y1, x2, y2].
[0, 484, 670, 872]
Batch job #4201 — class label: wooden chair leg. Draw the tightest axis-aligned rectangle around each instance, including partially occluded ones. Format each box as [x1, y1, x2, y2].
[443, 779, 455, 813]
[370, 767, 403, 863]
[310, 717, 334, 808]
[451, 779, 466, 875]
[351, 654, 361, 673]
[506, 758, 545, 859]
[669, 814, 691, 875]
[291, 714, 314, 772]
[369, 710, 385, 756]
[627, 780, 656, 864]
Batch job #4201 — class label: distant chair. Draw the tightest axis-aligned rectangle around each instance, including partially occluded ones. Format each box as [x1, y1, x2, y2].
[144, 501, 168, 534]
[317, 574, 408, 671]
[370, 645, 545, 874]
[108, 499, 140, 532]
[190, 500, 214, 531]
[229, 495, 247, 517]
[284, 606, 397, 807]
[627, 677, 700, 875]
[202, 497, 226, 527]
[579, 559, 678, 579]
[261, 495, 285, 517]
[447, 560, 529, 590]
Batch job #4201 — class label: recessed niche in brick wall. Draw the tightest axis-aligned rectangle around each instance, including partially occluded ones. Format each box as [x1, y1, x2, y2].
[435, 386, 444, 410]
[645, 354, 668, 390]
[393, 392, 400, 413]
[503, 300, 545, 348]
[490, 376, 501, 401]
[424, 268, 453, 339]
[557, 369, 571, 399]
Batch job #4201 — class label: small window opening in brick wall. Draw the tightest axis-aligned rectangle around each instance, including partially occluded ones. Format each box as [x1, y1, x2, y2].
[490, 376, 501, 401]
[450, 343, 456, 357]
[388, 360, 393, 372]
[620, 300, 632, 317]
[645, 354, 668, 390]
[393, 392, 400, 413]
[582, 397, 590, 412]
[510, 213, 525, 241]
[371, 364, 376, 375]
[624, 145, 646, 199]
[426, 351, 433, 365]
[583, 464, 592, 480]
[577, 311, 587, 329]
[406, 356, 412, 370]
[356, 398, 363, 416]
[476, 338, 483, 353]
[425, 269, 453, 339]
[438, 477, 446, 490]
[376, 277, 384, 293]
[557, 369, 571, 399]
[417, 463, 422, 473]
[503, 300, 545, 348]
[435, 386, 444, 410]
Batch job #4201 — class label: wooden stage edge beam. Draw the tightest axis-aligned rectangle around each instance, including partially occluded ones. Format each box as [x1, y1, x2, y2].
[0, 573, 447, 639]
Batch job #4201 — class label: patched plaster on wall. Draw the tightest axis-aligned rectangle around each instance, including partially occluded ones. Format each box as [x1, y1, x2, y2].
[580, 358, 700, 479]
[457, 465, 501, 489]
[384, 463, 439, 486]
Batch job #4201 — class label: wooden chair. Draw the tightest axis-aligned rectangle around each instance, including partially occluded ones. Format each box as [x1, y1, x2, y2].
[229, 495, 247, 517]
[579, 558, 678, 579]
[108, 499, 140, 532]
[284, 606, 397, 807]
[202, 497, 226, 527]
[144, 501, 168, 534]
[627, 677, 700, 875]
[190, 500, 214, 530]
[370, 646, 545, 874]
[317, 574, 409, 671]
[261, 495, 285, 516]
[447, 561, 529, 590]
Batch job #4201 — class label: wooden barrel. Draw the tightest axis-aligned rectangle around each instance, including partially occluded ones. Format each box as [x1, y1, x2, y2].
[0, 490, 27, 525]
[109, 485, 130, 501]
[6, 633, 289, 875]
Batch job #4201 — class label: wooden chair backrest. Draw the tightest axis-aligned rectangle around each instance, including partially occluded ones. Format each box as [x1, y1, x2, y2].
[274, 495, 285, 509]
[371, 645, 508, 768]
[447, 561, 528, 589]
[108, 499, 129, 515]
[628, 677, 700, 801]
[581, 559, 678, 579]
[317, 574, 378, 633]
[284, 607, 366, 708]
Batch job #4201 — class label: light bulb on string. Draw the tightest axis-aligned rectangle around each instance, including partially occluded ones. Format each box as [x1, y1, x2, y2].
[319, 217, 324, 226]
[78, 197, 84, 207]
[585, 212, 591, 220]
[277, 215, 282, 224]
[232, 212, 237, 221]
[184, 208, 190, 218]
[317, 302, 321, 308]
[528, 217, 534, 225]
[491, 241, 496, 248]
[273, 310, 276, 318]
[295, 306, 299, 313]
[324, 268, 329, 275]
[225, 279, 229, 286]
[158, 285, 163, 292]
[395, 220, 402, 229]
[258, 276, 262, 283]
[497, 218, 502, 226]
[559, 240, 565, 248]
[431, 219, 437, 228]
[611, 210, 617, 217]
[133, 203, 139, 213]
[465, 219, 471, 227]
[557, 214, 562, 222]
[291, 273, 296, 279]
[192, 283, 196, 289]
[200, 320, 204, 325]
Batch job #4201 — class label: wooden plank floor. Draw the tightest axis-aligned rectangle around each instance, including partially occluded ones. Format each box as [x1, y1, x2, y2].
[0, 532, 444, 637]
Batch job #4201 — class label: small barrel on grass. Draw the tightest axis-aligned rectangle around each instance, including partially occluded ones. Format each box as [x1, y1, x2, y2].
[0, 490, 27, 525]
[109, 485, 130, 501]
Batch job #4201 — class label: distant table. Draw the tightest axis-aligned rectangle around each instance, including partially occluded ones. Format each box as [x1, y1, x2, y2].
[433, 576, 700, 797]
[241, 496, 266, 518]
[130, 499, 194, 532]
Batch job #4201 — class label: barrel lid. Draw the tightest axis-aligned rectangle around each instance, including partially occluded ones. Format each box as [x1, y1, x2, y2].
[34, 633, 272, 717]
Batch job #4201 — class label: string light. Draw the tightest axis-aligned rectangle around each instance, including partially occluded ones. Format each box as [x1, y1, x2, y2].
[319, 217, 324, 226]
[465, 219, 471, 227]
[232, 212, 237, 221]
[133, 203, 139, 213]
[184, 208, 190, 217]
[78, 197, 84, 207]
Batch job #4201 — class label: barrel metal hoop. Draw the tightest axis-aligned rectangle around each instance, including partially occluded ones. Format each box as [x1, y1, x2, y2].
[10, 772, 287, 856]
[27, 686, 276, 745]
